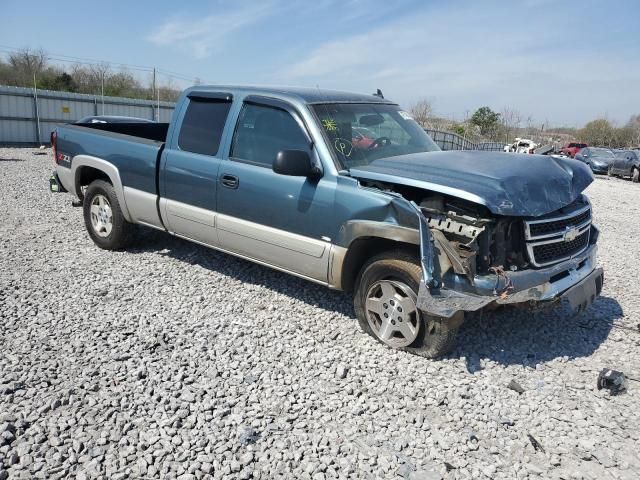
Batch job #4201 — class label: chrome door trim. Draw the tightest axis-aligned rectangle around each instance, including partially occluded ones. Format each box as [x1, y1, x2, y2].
[163, 198, 218, 246]
[216, 213, 330, 281]
[217, 213, 326, 258]
[171, 232, 330, 286]
[159, 199, 333, 283]
[166, 199, 216, 227]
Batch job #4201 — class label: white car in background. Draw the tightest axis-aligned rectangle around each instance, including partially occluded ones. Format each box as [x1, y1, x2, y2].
[504, 138, 538, 154]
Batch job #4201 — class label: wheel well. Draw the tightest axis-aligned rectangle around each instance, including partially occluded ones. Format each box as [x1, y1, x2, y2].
[341, 237, 419, 292]
[75, 167, 111, 199]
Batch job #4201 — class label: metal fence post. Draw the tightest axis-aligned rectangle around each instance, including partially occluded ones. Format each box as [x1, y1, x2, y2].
[33, 75, 42, 145]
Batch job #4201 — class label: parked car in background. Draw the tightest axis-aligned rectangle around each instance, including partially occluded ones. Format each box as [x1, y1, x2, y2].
[504, 138, 537, 154]
[609, 150, 640, 182]
[560, 142, 588, 158]
[76, 115, 155, 124]
[351, 126, 377, 149]
[574, 147, 616, 174]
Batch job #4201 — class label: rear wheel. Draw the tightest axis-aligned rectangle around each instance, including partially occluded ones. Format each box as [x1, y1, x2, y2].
[633, 167, 639, 183]
[607, 165, 614, 177]
[354, 250, 461, 358]
[83, 179, 134, 250]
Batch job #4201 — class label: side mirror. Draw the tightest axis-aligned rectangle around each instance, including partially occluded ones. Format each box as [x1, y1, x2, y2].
[273, 150, 321, 179]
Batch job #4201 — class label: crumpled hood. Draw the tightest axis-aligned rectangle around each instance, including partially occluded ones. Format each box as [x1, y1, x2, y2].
[349, 151, 594, 217]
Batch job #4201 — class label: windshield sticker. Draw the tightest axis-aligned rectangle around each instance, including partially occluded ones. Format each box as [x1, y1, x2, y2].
[398, 111, 413, 121]
[334, 138, 353, 157]
[322, 118, 338, 132]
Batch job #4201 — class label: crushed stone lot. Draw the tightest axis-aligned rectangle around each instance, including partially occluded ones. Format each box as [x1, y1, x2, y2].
[1, 147, 639, 480]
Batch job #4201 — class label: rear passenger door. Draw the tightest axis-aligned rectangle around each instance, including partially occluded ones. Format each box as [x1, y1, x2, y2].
[216, 97, 336, 283]
[611, 153, 624, 174]
[623, 152, 637, 175]
[160, 92, 232, 246]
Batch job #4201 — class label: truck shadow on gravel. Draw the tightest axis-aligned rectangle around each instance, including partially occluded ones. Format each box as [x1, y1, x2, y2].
[452, 297, 622, 370]
[131, 228, 622, 367]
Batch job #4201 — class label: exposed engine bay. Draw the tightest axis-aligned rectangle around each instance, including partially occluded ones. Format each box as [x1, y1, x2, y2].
[359, 179, 593, 282]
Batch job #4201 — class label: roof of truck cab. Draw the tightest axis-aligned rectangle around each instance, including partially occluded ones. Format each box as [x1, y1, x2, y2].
[186, 85, 396, 105]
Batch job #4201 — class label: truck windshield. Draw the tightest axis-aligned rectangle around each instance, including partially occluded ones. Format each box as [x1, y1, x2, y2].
[312, 103, 440, 168]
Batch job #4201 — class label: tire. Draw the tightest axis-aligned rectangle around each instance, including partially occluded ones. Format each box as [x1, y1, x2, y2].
[633, 167, 639, 183]
[607, 165, 614, 177]
[83, 179, 134, 250]
[353, 250, 461, 358]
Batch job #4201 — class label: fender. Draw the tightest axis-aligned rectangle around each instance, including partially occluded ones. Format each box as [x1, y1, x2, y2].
[71, 154, 133, 222]
[339, 220, 420, 247]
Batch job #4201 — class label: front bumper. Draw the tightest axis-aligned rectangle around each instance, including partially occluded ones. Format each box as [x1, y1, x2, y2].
[417, 243, 604, 318]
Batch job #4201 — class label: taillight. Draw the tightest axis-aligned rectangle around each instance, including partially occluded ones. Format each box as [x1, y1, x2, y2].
[51, 130, 60, 164]
[529, 148, 534, 154]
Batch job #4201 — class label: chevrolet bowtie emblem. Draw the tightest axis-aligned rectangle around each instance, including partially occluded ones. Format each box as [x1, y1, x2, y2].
[563, 226, 579, 242]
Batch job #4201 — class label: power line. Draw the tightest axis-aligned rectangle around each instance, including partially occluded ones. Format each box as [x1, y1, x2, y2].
[0, 44, 153, 72]
[0, 44, 209, 83]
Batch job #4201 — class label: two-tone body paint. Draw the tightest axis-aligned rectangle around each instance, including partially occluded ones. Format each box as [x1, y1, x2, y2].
[53, 85, 602, 320]
[54, 86, 421, 288]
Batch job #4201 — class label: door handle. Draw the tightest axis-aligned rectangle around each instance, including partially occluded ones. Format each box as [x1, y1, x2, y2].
[221, 174, 239, 189]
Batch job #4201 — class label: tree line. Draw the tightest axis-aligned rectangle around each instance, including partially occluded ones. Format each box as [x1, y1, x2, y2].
[2, 48, 638, 148]
[0, 48, 181, 102]
[410, 100, 640, 149]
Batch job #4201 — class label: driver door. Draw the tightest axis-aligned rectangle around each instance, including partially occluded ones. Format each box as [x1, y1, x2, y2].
[216, 97, 336, 282]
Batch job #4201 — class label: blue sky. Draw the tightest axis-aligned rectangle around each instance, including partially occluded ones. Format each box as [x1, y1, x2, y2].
[2, 0, 639, 126]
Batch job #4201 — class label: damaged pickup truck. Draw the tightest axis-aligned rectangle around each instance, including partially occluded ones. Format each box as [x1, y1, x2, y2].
[50, 86, 604, 357]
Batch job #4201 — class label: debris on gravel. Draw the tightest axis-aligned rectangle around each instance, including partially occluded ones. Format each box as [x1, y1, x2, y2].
[506, 379, 525, 394]
[1, 147, 640, 479]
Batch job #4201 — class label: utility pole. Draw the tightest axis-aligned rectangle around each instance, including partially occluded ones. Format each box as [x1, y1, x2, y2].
[33, 72, 42, 145]
[152, 68, 157, 121]
[101, 72, 105, 115]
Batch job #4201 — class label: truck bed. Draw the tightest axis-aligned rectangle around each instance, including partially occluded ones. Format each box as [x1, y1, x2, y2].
[57, 124, 166, 194]
[80, 122, 169, 143]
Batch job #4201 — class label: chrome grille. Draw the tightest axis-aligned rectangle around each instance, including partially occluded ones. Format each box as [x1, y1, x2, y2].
[524, 204, 592, 267]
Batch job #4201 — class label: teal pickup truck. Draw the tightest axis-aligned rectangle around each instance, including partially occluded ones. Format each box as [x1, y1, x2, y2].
[50, 85, 603, 358]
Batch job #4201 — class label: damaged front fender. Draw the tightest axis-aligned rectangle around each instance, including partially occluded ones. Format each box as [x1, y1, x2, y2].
[405, 198, 603, 320]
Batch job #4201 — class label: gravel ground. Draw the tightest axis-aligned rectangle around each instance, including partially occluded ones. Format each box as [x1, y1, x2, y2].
[1, 147, 639, 480]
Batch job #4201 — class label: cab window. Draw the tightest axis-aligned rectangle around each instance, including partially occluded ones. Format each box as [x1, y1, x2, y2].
[178, 98, 232, 155]
[231, 103, 309, 168]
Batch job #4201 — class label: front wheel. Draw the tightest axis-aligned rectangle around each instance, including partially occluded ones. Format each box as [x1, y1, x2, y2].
[83, 179, 134, 250]
[354, 250, 461, 358]
[633, 167, 639, 183]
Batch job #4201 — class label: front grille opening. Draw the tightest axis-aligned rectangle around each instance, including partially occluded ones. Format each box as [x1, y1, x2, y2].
[524, 203, 593, 267]
[528, 208, 590, 237]
[532, 231, 590, 266]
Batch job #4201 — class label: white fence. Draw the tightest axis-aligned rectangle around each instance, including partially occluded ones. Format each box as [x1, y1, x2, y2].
[0, 85, 176, 145]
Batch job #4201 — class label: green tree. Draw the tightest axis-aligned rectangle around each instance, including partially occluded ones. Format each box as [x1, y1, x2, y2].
[452, 124, 466, 136]
[39, 72, 78, 92]
[470, 106, 500, 137]
[578, 119, 615, 147]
